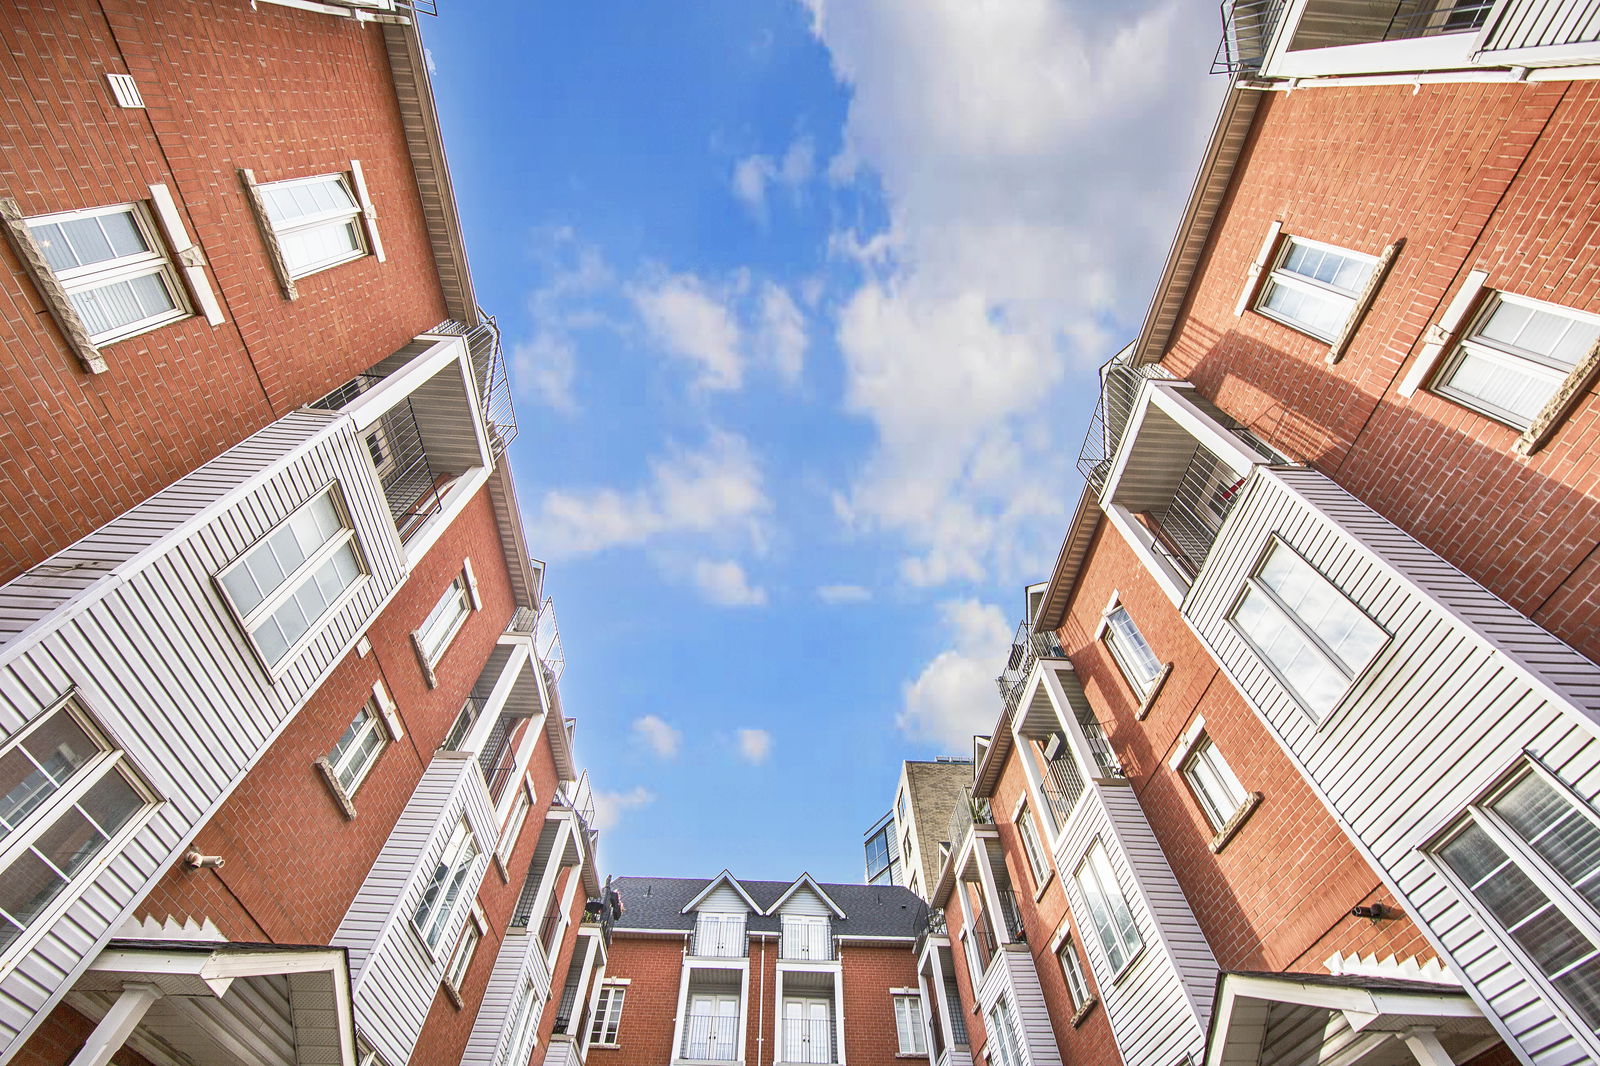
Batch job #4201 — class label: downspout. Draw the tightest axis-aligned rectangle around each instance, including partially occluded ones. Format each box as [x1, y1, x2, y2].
[756, 935, 767, 1065]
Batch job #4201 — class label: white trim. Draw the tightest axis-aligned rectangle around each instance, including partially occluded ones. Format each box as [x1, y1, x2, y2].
[147, 183, 225, 326]
[371, 678, 403, 740]
[1235, 220, 1282, 316]
[463, 556, 482, 610]
[348, 159, 386, 263]
[1168, 715, 1207, 771]
[680, 870, 762, 915]
[1399, 269, 1489, 396]
[767, 872, 848, 919]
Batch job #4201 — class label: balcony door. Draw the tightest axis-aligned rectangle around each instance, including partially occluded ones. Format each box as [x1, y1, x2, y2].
[683, 992, 740, 1061]
[782, 996, 834, 1064]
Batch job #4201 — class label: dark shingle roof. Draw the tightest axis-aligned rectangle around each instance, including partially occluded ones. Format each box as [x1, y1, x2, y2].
[609, 875, 927, 939]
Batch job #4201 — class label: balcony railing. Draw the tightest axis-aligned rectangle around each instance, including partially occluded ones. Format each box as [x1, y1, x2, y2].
[946, 788, 993, 854]
[1075, 708, 1123, 779]
[442, 693, 488, 752]
[1077, 356, 1171, 496]
[311, 375, 446, 540]
[1213, 0, 1287, 73]
[914, 907, 947, 957]
[1041, 754, 1086, 824]
[995, 620, 1066, 712]
[968, 922, 997, 974]
[681, 1013, 741, 1061]
[780, 921, 835, 961]
[539, 906, 564, 954]
[430, 313, 518, 458]
[692, 919, 747, 958]
[1139, 443, 1248, 579]
[781, 1016, 837, 1064]
[996, 889, 1026, 943]
[478, 714, 533, 804]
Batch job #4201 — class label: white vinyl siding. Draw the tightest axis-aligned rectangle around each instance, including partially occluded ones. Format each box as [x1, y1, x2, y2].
[1255, 236, 1376, 342]
[1057, 937, 1091, 1009]
[1432, 292, 1600, 430]
[1436, 769, 1600, 1034]
[327, 702, 387, 795]
[412, 819, 480, 952]
[258, 173, 366, 277]
[0, 701, 154, 962]
[1075, 841, 1143, 977]
[986, 994, 1022, 1066]
[217, 486, 366, 670]
[24, 202, 187, 344]
[590, 984, 625, 1045]
[1016, 802, 1051, 887]
[1228, 539, 1385, 721]
[1103, 606, 1162, 698]
[1181, 738, 1250, 832]
[893, 994, 927, 1055]
[417, 576, 471, 667]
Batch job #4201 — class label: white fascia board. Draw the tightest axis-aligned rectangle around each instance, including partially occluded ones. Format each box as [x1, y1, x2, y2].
[1147, 380, 1272, 476]
[340, 334, 466, 431]
[1263, 31, 1475, 78]
[681, 870, 762, 915]
[766, 873, 846, 918]
[1102, 504, 1189, 608]
[398, 464, 490, 568]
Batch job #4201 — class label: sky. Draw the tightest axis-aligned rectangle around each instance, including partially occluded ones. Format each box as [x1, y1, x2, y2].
[420, 0, 1225, 884]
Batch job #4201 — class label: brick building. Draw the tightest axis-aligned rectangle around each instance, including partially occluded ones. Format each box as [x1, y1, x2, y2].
[590, 874, 931, 1066]
[903, 5, 1600, 1066]
[862, 760, 973, 898]
[0, 3, 608, 1065]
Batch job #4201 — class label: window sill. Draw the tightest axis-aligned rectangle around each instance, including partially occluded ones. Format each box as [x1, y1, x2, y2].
[1070, 995, 1099, 1028]
[441, 980, 463, 1010]
[1134, 662, 1174, 721]
[1108, 944, 1147, 986]
[591, 1044, 621, 1050]
[1209, 792, 1264, 854]
[315, 757, 357, 820]
[1032, 870, 1054, 903]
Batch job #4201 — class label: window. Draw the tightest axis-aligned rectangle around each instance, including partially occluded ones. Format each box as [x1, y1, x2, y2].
[1255, 237, 1376, 342]
[781, 914, 833, 960]
[1181, 737, 1251, 831]
[24, 203, 187, 345]
[1436, 769, 1600, 1034]
[986, 994, 1022, 1066]
[1016, 802, 1051, 887]
[498, 783, 532, 864]
[0, 700, 155, 957]
[412, 820, 480, 952]
[325, 702, 388, 796]
[1229, 539, 1386, 720]
[257, 173, 366, 278]
[217, 488, 365, 669]
[590, 984, 626, 1046]
[416, 576, 471, 668]
[1074, 841, 1143, 976]
[503, 977, 541, 1066]
[865, 823, 898, 885]
[1057, 936, 1091, 1010]
[1432, 292, 1600, 431]
[1103, 605, 1163, 699]
[893, 994, 927, 1055]
[693, 912, 746, 957]
[443, 910, 481, 997]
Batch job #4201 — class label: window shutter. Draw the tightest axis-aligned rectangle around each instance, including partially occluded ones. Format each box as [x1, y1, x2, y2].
[148, 183, 225, 326]
[1398, 269, 1489, 397]
[1235, 221, 1283, 317]
[372, 679, 403, 740]
[463, 558, 482, 610]
[348, 160, 386, 263]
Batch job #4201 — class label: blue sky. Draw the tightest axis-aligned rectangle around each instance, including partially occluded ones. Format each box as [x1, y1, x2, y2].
[421, 0, 1224, 883]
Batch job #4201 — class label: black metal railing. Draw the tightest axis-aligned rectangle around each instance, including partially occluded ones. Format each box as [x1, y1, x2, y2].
[1384, 0, 1494, 40]
[539, 907, 564, 953]
[780, 921, 835, 961]
[310, 375, 446, 539]
[1076, 357, 1171, 495]
[996, 619, 1066, 711]
[996, 889, 1027, 943]
[781, 1017, 837, 1064]
[431, 313, 518, 458]
[1140, 443, 1248, 579]
[1042, 754, 1086, 825]
[479, 715, 532, 803]
[914, 907, 947, 956]
[1213, 0, 1287, 73]
[692, 919, 748, 958]
[681, 1013, 741, 1061]
[1075, 710, 1123, 779]
[968, 923, 997, 973]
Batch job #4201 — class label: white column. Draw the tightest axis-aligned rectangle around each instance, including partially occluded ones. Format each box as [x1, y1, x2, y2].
[972, 842, 1014, 946]
[570, 935, 602, 1051]
[460, 643, 532, 755]
[925, 949, 960, 1055]
[1401, 1028, 1458, 1066]
[69, 983, 163, 1066]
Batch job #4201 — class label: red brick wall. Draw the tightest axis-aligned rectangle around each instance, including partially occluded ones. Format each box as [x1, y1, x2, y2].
[0, 0, 449, 583]
[587, 935, 688, 1066]
[838, 942, 926, 1064]
[1162, 79, 1600, 663]
[933, 889, 989, 1059]
[1056, 522, 1429, 971]
[134, 485, 515, 942]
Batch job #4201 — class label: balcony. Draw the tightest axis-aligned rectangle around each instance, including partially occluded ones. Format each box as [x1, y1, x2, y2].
[692, 917, 748, 959]
[995, 619, 1066, 712]
[1040, 752, 1086, 824]
[680, 1013, 741, 1062]
[780, 1017, 837, 1065]
[780, 919, 835, 962]
[945, 787, 994, 854]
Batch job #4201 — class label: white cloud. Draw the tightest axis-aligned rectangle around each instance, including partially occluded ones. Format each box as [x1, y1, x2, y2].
[532, 430, 770, 558]
[757, 283, 807, 385]
[737, 728, 773, 765]
[898, 599, 1013, 749]
[632, 715, 682, 759]
[511, 229, 619, 414]
[509, 333, 577, 413]
[632, 273, 744, 391]
[732, 136, 816, 220]
[816, 584, 871, 604]
[693, 559, 769, 607]
[592, 786, 655, 832]
[801, 0, 1223, 586]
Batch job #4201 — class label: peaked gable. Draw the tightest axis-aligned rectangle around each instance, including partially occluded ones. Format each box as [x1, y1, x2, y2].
[766, 873, 846, 919]
[681, 869, 761, 914]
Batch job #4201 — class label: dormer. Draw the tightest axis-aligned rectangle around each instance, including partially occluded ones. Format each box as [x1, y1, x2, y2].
[683, 870, 757, 958]
[770, 874, 844, 962]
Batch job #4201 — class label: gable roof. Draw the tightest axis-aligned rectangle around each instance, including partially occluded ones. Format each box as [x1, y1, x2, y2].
[680, 869, 763, 914]
[612, 875, 926, 939]
[765, 873, 846, 919]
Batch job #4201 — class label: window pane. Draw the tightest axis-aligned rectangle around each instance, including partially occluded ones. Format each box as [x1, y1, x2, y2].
[1554, 960, 1600, 1034]
[1234, 587, 1348, 715]
[1495, 775, 1600, 912]
[31, 807, 107, 881]
[280, 220, 362, 275]
[0, 850, 68, 931]
[1260, 277, 1350, 339]
[1106, 608, 1162, 690]
[78, 771, 141, 839]
[1436, 344, 1562, 428]
[1258, 546, 1385, 671]
[69, 272, 177, 339]
[1281, 241, 1373, 294]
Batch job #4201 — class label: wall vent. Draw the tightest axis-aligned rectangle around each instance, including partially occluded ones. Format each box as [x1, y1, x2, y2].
[106, 73, 144, 108]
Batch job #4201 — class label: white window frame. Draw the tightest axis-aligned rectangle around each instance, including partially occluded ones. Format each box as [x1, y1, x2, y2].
[24, 201, 190, 345]
[893, 993, 927, 1055]
[412, 819, 481, 954]
[1101, 604, 1163, 700]
[1074, 840, 1144, 979]
[1057, 935, 1092, 1011]
[1431, 762, 1600, 1047]
[590, 983, 627, 1046]
[1227, 537, 1388, 722]
[1015, 801, 1051, 890]
[325, 700, 389, 797]
[1431, 290, 1600, 432]
[497, 781, 532, 865]
[442, 902, 484, 1001]
[1253, 235, 1378, 343]
[986, 994, 1022, 1066]
[256, 172, 367, 279]
[1180, 736, 1252, 832]
[0, 696, 160, 972]
[416, 575, 472, 669]
[501, 976, 542, 1066]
